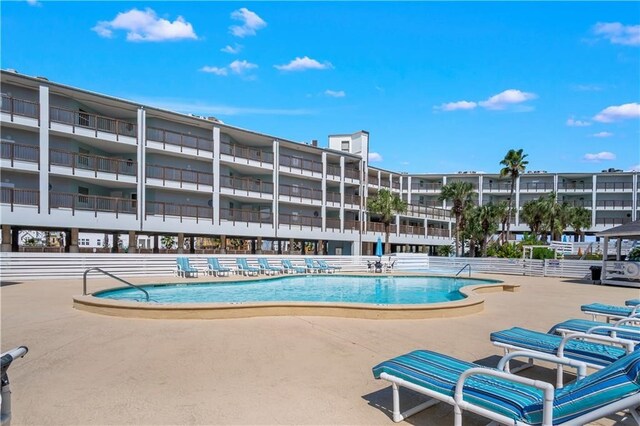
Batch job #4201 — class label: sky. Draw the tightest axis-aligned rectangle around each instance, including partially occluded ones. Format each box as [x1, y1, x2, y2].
[2, 1, 639, 174]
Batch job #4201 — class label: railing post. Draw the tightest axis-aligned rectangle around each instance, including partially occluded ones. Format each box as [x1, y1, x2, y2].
[10, 96, 14, 121]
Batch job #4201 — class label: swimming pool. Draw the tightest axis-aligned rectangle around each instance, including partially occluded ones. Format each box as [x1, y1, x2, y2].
[95, 275, 501, 305]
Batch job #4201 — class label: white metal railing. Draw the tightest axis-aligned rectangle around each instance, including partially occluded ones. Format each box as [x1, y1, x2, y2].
[550, 240, 635, 256]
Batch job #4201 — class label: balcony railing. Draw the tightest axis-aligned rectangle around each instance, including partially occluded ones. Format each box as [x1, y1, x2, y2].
[399, 224, 425, 236]
[405, 204, 450, 220]
[1, 95, 39, 120]
[326, 217, 341, 230]
[220, 142, 273, 164]
[557, 182, 590, 191]
[50, 106, 136, 138]
[411, 182, 442, 191]
[344, 194, 361, 205]
[220, 175, 273, 194]
[344, 219, 359, 231]
[427, 227, 450, 238]
[344, 168, 359, 180]
[482, 183, 512, 191]
[1, 187, 39, 211]
[220, 208, 272, 225]
[279, 213, 322, 230]
[146, 201, 212, 221]
[146, 164, 212, 186]
[50, 148, 137, 177]
[595, 217, 632, 226]
[563, 200, 591, 208]
[326, 164, 340, 177]
[0, 141, 39, 166]
[367, 222, 386, 233]
[279, 184, 322, 200]
[596, 182, 632, 191]
[146, 127, 213, 152]
[596, 200, 633, 209]
[519, 182, 554, 191]
[50, 192, 136, 216]
[391, 181, 401, 189]
[326, 191, 341, 203]
[279, 154, 322, 173]
[380, 179, 391, 188]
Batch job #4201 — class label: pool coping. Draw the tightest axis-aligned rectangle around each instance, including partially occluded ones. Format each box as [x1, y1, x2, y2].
[73, 274, 520, 320]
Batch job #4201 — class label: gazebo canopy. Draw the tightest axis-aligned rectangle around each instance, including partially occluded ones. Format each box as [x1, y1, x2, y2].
[596, 220, 640, 238]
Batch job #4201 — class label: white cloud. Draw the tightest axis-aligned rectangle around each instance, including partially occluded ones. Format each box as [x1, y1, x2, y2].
[570, 84, 603, 92]
[92, 8, 197, 42]
[368, 152, 383, 163]
[229, 60, 257, 75]
[584, 151, 616, 162]
[221, 44, 242, 54]
[628, 164, 640, 172]
[591, 131, 614, 138]
[436, 100, 477, 111]
[566, 117, 592, 127]
[274, 56, 333, 72]
[229, 8, 266, 38]
[593, 22, 640, 46]
[26, 0, 41, 6]
[200, 66, 228, 76]
[593, 102, 640, 122]
[478, 89, 537, 110]
[131, 96, 312, 116]
[324, 90, 345, 98]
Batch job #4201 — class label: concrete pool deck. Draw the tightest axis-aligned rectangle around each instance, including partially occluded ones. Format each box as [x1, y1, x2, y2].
[2, 273, 639, 425]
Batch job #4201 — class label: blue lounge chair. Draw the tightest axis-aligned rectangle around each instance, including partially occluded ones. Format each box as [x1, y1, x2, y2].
[549, 317, 640, 342]
[205, 258, 232, 277]
[490, 326, 637, 387]
[281, 259, 306, 274]
[581, 302, 640, 322]
[236, 258, 259, 276]
[372, 349, 640, 425]
[627, 299, 640, 307]
[304, 258, 320, 273]
[176, 257, 198, 278]
[257, 258, 283, 275]
[315, 259, 341, 273]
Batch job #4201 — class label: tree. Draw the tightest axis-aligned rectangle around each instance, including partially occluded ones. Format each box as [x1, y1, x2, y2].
[161, 235, 175, 250]
[438, 181, 474, 256]
[499, 149, 528, 241]
[520, 198, 547, 239]
[569, 206, 591, 242]
[366, 189, 407, 254]
[476, 203, 501, 257]
[494, 201, 509, 244]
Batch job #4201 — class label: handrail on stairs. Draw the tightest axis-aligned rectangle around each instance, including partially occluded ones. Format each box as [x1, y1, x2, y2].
[455, 264, 471, 277]
[83, 267, 149, 301]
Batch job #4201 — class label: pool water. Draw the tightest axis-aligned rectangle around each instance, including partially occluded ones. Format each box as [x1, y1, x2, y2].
[95, 275, 500, 305]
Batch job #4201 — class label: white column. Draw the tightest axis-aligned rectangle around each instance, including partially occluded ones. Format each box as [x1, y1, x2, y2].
[407, 176, 412, 205]
[478, 175, 483, 206]
[442, 176, 448, 209]
[424, 217, 428, 237]
[554, 174, 559, 193]
[395, 214, 400, 236]
[212, 126, 221, 225]
[377, 170, 381, 187]
[39, 85, 49, 213]
[321, 152, 327, 231]
[137, 107, 145, 229]
[515, 176, 520, 226]
[339, 156, 345, 232]
[592, 174, 597, 228]
[631, 173, 637, 221]
[273, 140, 279, 229]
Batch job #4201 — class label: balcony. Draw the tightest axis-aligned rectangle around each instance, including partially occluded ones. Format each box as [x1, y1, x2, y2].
[344, 194, 361, 206]
[146, 127, 213, 153]
[596, 200, 633, 209]
[50, 192, 137, 216]
[367, 222, 386, 233]
[345, 168, 359, 180]
[482, 182, 512, 192]
[1, 187, 39, 211]
[50, 148, 137, 179]
[391, 181, 401, 190]
[344, 219, 359, 231]
[405, 204, 450, 220]
[1, 94, 39, 123]
[146, 164, 213, 188]
[50, 106, 136, 141]
[557, 182, 591, 192]
[220, 208, 272, 226]
[279, 184, 322, 202]
[411, 182, 442, 192]
[326, 217, 341, 230]
[427, 227, 450, 238]
[563, 200, 591, 209]
[279, 154, 322, 174]
[146, 201, 211, 222]
[596, 182, 633, 192]
[220, 142, 273, 166]
[279, 213, 322, 230]
[1, 141, 39, 168]
[399, 224, 425, 236]
[220, 175, 273, 198]
[519, 182, 554, 192]
[326, 164, 340, 179]
[595, 217, 632, 226]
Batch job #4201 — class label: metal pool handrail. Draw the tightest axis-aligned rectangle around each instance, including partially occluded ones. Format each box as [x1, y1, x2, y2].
[83, 267, 150, 301]
[455, 264, 471, 277]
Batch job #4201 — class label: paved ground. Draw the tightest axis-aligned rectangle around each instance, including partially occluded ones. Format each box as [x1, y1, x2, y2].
[1, 273, 638, 425]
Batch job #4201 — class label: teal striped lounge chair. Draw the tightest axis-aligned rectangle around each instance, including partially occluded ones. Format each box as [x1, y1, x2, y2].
[281, 259, 306, 274]
[490, 326, 637, 387]
[304, 258, 320, 273]
[176, 257, 198, 278]
[582, 303, 640, 322]
[257, 258, 283, 275]
[236, 258, 259, 276]
[315, 259, 341, 273]
[205, 258, 232, 277]
[372, 349, 640, 425]
[628, 299, 640, 307]
[549, 317, 640, 342]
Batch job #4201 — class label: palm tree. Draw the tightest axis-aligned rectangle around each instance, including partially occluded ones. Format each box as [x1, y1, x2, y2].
[569, 206, 591, 242]
[494, 201, 509, 244]
[438, 181, 474, 256]
[366, 189, 407, 254]
[499, 149, 529, 241]
[476, 203, 500, 257]
[520, 198, 547, 239]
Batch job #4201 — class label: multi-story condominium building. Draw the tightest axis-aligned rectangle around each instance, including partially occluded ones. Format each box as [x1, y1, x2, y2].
[1, 70, 637, 255]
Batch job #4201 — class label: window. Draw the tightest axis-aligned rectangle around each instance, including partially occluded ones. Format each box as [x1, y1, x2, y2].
[78, 148, 90, 168]
[96, 239, 101, 246]
[341, 140, 349, 152]
[78, 109, 90, 127]
[78, 186, 89, 204]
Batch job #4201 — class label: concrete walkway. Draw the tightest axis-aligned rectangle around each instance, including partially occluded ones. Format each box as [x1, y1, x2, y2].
[1, 274, 638, 425]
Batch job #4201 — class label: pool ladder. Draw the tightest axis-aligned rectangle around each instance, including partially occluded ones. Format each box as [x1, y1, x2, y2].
[83, 267, 150, 301]
[454, 264, 471, 278]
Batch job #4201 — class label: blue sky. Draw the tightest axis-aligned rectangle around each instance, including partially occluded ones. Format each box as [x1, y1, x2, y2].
[3, 1, 639, 173]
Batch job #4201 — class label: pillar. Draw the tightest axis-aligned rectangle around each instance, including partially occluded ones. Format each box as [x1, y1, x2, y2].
[289, 238, 295, 255]
[69, 228, 79, 253]
[220, 235, 227, 254]
[1, 225, 11, 252]
[11, 226, 19, 252]
[189, 236, 195, 254]
[128, 231, 137, 253]
[177, 233, 184, 254]
[153, 235, 159, 254]
[256, 237, 262, 254]
[111, 232, 119, 253]
[301, 240, 305, 255]
[277, 240, 283, 255]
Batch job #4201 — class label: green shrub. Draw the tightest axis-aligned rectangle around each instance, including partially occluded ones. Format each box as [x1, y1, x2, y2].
[436, 245, 453, 257]
[486, 242, 522, 258]
[532, 247, 556, 260]
[584, 253, 603, 260]
[521, 233, 544, 246]
[628, 247, 640, 261]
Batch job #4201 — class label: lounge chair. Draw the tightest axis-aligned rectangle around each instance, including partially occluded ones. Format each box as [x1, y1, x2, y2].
[315, 259, 340, 273]
[176, 257, 198, 278]
[627, 299, 640, 307]
[372, 349, 640, 425]
[257, 258, 283, 275]
[549, 317, 640, 342]
[581, 302, 640, 322]
[281, 259, 306, 274]
[205, 258, 232, 277]
[236, 258, 259, 276]
[490, 326, 636, 387]
[304, 258, 320, 273]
